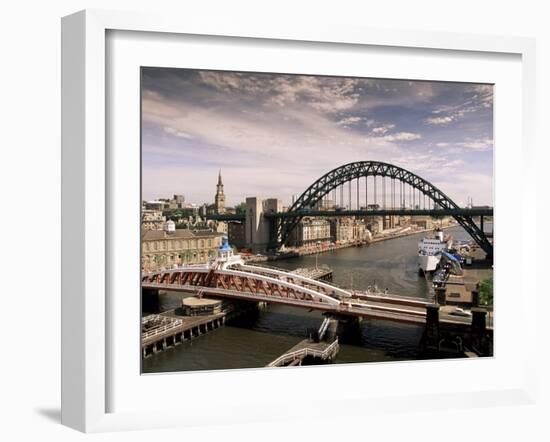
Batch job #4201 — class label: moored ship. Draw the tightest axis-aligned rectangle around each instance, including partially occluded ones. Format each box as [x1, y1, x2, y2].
[418, 229, 452, 275]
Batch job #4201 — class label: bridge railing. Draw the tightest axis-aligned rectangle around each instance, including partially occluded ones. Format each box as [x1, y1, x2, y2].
[142, 319, 183, 340]
[143, 263, 210, 277]
[267, 339, 339, 367]
[242, 263, 347, 291]
[352, 289, 434, 303]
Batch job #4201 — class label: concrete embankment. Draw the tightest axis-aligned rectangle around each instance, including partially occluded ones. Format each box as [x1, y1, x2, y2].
[370, 224, 457, 245]
[245, 223, 459, 264]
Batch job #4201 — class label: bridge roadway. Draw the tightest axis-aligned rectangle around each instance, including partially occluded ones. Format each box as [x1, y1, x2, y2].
[206, 208, 493, 222]
[142, 264, 471, 326]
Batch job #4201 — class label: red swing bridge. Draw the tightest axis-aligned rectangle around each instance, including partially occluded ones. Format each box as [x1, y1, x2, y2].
[142, 238, 493, 360]
[142, 238, 471, 327]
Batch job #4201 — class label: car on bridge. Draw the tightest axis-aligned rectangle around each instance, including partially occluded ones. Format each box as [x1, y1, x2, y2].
[448, 307, 472, 318]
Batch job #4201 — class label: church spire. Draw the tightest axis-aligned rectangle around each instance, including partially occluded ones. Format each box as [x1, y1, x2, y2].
[215, 169, 226, 214]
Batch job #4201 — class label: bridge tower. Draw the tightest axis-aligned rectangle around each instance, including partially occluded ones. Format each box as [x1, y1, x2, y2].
[245, 197, 281, 252]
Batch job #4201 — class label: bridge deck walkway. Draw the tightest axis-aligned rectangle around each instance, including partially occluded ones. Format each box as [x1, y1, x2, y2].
[267, 339, 339, 367]
[142, 310, 225, 348]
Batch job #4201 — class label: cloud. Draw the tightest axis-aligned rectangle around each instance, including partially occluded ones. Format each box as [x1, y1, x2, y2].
[337, 116, 362, 127]
[371, 123, 396, 134]
[424, 84, 493, 125]
[198, 71, 361, 113]
[459, 138, 493, 150]
[141, 70, 494, 205]
[141, 84, 401, 181]
[435, 138, 493, 151]
[163, 126, 194, 139]
[376, 132, 422, 142]
[469, 84, 493, 109]
[425, 116, 454, 125]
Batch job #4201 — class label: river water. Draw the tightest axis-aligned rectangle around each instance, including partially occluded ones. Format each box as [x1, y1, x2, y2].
[142, 225, 485, 373]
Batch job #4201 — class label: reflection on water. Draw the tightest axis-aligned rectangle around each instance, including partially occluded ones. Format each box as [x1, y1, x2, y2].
[142, 225, 482, 373]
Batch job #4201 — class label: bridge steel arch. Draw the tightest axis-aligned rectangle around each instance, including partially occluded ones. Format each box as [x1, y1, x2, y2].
[277, 161, 493, 257]
[142, 266, 343, 306]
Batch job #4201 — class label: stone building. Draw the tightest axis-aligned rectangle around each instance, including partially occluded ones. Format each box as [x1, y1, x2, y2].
[228, 221, 246, 249]
[365, 216, 383, 234]
[143, 194, 186, 211]
[383, 215, 399, 230]
[141, 226, 224, 271]
[141, 210, 166, 231]
[289, 218, 332, 247]
[410, 216, 434, 230]
[330, 217, 371, 243]
[143, 200, 165, 211]
[315, 198, 336, 211]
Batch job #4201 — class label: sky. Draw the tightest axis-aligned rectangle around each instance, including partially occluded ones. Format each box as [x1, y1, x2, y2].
[141, 68, 494, 207]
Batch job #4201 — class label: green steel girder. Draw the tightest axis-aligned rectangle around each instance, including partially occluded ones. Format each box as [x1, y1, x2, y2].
[276, 161, 493, 257]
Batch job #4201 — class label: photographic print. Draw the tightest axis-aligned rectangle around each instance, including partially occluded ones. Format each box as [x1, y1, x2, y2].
[140, 68, 494, 373]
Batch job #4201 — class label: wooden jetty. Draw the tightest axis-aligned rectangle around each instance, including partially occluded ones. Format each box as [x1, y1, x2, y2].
[141, 311, 226, 358]
[290, 266, 333, 282]
[266, 339, 339, 367]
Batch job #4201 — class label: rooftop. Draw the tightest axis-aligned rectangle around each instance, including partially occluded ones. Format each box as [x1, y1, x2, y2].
[141, 229, 223, 241]
[182, 297, 222, 307]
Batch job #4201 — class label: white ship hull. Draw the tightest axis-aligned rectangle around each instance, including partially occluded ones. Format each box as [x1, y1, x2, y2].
[418, 254, 441, 273]
[417, 229, 451, 274]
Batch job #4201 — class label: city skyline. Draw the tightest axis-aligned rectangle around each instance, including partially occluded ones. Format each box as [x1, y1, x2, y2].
[142, 68, 494, 207]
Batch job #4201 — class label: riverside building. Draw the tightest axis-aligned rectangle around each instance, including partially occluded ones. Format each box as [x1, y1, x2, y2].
[141, 220, 224, 271]
[141, 210, 166, 231]
[289, 218, 332, 247]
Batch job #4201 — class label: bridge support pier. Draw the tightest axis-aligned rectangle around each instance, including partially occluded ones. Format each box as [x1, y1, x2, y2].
[470, 307, 492, 355]
[471, 289, 480, 307]
[142, 288, 160, 313]
[422, 304, 441, 352]
[435, 287, 446, 306]
[322, 314, 362, 343]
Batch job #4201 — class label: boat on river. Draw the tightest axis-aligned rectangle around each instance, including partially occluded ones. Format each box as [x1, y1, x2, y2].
[417, 229, 452, 274]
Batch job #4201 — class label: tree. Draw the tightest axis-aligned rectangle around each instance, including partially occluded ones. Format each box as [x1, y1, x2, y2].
[478, 276, 493, 306]
[235, 202, 247, 215]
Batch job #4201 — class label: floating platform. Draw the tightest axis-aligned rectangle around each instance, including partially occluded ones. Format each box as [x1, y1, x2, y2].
[181, 296, 222, 316]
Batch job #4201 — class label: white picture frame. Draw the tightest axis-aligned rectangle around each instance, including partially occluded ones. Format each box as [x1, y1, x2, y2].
[61, 9, 537, 433]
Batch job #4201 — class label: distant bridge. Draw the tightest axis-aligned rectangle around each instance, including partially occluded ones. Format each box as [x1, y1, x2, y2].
[266, 208, 493, 218]
[277, 161, 493, 257]
[207, 208, 493, 221]
[206, 161, 493, 258]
